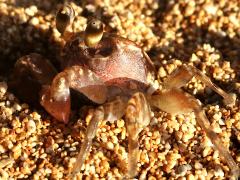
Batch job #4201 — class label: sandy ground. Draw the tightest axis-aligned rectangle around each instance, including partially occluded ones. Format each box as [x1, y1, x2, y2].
[0, 0, 239, 179]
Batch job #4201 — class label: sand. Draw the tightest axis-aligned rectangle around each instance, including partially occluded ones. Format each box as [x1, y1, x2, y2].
[0, 0, 239, 179]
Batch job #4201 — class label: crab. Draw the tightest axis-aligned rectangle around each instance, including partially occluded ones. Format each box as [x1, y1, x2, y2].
[9, 4, 239, 179]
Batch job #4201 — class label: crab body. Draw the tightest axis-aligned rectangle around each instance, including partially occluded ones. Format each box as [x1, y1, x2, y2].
[36, 32, 156, 123]
[61, 34, 155, 96]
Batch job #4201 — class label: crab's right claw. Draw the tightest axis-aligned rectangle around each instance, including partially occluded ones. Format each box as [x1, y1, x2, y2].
[40, 85, 70, 124]
[40, 66, 107, 123]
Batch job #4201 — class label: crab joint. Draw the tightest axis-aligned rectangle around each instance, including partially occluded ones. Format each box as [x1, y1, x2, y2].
[84, 18, 104, 47]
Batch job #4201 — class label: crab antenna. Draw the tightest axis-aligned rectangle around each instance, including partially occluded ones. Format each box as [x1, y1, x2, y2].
[56, 4, 75, 36]
[84, 18, 104, 47]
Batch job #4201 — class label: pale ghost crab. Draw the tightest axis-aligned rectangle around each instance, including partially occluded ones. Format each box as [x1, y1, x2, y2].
[9, 4, 239, 179]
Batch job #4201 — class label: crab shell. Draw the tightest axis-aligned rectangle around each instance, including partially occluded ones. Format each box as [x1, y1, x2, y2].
[61, 33, 155, 88]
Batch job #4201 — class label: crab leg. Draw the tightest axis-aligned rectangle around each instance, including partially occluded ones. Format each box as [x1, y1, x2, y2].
[70, 106, 104, 179]
[125, 92, 151, 178]
[150, 89, 240, 179]
[194, 109, 240, 179]
[40, 66, 107, 123]
[69, 96, 128, 178]
[163, 64, 236, 106]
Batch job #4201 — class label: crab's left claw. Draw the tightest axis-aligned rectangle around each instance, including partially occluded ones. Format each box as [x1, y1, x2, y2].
[40, 65, 107, 123]
[8, 53, 57, 105]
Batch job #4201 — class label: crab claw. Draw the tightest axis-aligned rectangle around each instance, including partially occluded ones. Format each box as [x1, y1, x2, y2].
[40, 66, 107, 123]
[40, 85, 70, 123]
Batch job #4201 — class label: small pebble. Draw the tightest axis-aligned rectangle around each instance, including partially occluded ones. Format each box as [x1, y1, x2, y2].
[106, 142, 114, 150]
[117, 119, 125, 128]
[27, 119, 36, 133]
[194, 162, 203, 170]
[176, 164, 192, 176]
[214, 167, 224, 177]
[0, 158, 14, 168]
[0, 82, 7, 96]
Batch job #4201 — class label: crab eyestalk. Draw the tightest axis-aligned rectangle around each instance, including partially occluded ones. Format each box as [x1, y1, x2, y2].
[84, 19, 104, 47]
[56, 4, 75, 35]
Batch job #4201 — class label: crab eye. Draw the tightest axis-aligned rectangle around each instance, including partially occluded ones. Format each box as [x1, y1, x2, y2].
[56, 4, 75, 34]
[84, 19, 104, 47]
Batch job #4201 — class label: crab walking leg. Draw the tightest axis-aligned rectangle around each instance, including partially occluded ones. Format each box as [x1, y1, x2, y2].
[125, 92, 151, 178]
[163, 64, 236, 106]
[40, 65, 107, 123]
[150, 89, 240, 179]
[194, 109, 240, 179]
[70, 106, 104, 179]
[69, 97, 128, 178]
